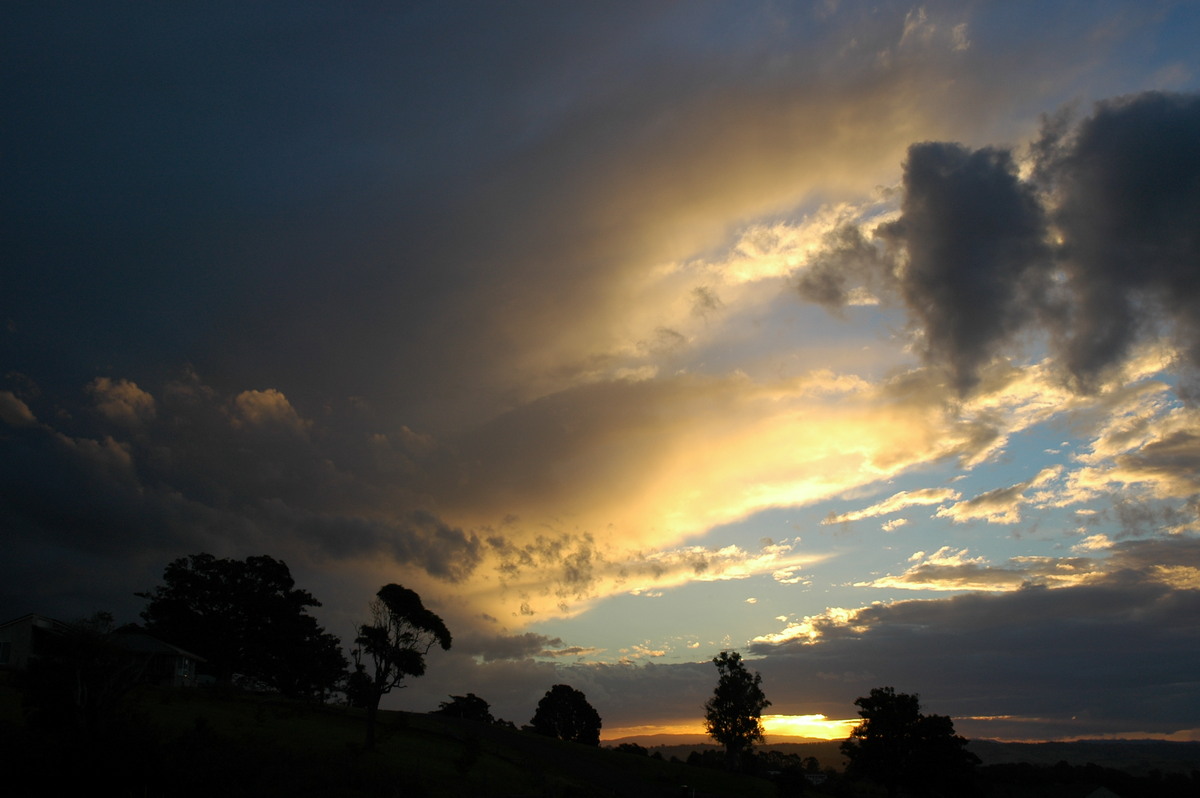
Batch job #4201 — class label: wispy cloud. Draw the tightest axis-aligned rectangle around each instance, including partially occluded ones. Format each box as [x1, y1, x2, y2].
[824, 487, 961, 525]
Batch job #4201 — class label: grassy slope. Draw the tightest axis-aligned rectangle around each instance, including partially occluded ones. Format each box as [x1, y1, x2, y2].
[4, 683, 787, 797]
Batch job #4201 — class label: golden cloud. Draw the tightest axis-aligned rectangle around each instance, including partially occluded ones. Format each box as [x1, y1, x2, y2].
[88, 377, 156, 427]
[0, 390, 36, 427]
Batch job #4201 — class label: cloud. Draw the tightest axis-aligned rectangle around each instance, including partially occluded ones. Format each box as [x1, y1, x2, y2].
[7, 322, 1192, 629]
[471, 532, 825, 620]
[797, 91, 1200, 394]
[262, 503, 484, 583]
[859, 535, 1200, 594]
[1041, 92, 1200, 386]
[456, 631, 568, 662]
[88, 377, 156, 427]
[935, 466, 1061, 524]
[1067, 399, 1200, 509]
[1091, 429, 1200, 500]
[3, 3, 1199, 741]
[541, 645, 605, 659]
[824, 487, 961, 524]
[858, 546, 1100, 592]
[865, 141, 1051, 392]
[229, 388, 310, 436]
[746, 535, 1200, 739]
[795, 222, 893, 310]
[388, 538, 1200, 737]
[0, 390, 36, 427]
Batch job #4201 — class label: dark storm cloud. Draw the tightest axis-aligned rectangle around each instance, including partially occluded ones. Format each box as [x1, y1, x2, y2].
[1044, 92, 1200, 385]
[262, 504, 482, 583]
[800, 91, 1200, 394]
[457, 631, 566, 662]
[799, 142, 1054, 393]
[796, 224, 894, 310]
[0, 368, 482, 618]
[0, 1, 678, 428]
[748, 536, 1200, 739]
[878, 143, 1052, 392]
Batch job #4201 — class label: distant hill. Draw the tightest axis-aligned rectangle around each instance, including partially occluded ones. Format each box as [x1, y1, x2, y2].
[968, 738, 1200, 776]
[626, 736, 1200, 777]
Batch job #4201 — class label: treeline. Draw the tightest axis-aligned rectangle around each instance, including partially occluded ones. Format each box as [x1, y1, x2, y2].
[13, 552, 605, 751]
[690, 654, 1200, 796]
[11, 552, 1199, 797]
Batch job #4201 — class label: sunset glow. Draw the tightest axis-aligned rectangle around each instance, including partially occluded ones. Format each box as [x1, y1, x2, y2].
[4, 1, 1198, 745]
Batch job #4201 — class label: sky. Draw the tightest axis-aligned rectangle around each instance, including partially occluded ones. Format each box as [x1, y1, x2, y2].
[3, 1, 1199, 743]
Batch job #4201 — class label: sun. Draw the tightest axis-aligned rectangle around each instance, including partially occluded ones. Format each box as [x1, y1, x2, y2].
[761, 714, 858, 741]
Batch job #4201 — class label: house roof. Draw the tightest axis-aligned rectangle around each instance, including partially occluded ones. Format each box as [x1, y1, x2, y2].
[0, 614, 204, 662]
[0, 613, 75, 633]
[112, 626, 205, 661]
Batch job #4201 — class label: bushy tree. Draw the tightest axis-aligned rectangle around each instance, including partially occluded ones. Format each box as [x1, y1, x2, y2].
[138, 553, 346, 698]
[434, 692, 494, 723]
[529, 684, 601, 745]
[349, 583, 451, 749]
[704, 650, 771, 770]
[840, 686, 980, 797]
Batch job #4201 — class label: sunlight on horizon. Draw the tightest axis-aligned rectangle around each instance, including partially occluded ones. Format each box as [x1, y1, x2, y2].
[762, 714, 859, 740]
[602, 714, 857, 742]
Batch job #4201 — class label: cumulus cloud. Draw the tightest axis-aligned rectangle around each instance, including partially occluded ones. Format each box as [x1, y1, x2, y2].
[798, 91, 1200, 394]
[0, 390, 36, 427]
[1040, 92, 1200, 385]
[880, 143, 1052, 391]
[229, 388, 310, 436]
[88, 377, 156, 427]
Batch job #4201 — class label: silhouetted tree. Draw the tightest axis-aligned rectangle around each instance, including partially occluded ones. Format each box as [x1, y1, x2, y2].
[840, 686, 979, 797]
[434, 692, 494, 723]
[349, 583, 451, 749]
[529, 684, 601, 745]
[137, 553, 346, 698]
[703, 650, 771, 770]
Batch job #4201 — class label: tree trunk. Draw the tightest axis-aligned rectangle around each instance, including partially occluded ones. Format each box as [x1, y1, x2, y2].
[725, 742, 744, 772]
[364, 695, 381, 750]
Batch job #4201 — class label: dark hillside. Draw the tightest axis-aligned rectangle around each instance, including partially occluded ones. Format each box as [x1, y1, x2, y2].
[0, 682, 784, 798]
[968, 738, 1200, 776]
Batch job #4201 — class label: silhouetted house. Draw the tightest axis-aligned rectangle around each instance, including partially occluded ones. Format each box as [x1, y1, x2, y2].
[0, 614, 202, 687]
[0, 614, 72, 672]
[110, 625, 202, 687]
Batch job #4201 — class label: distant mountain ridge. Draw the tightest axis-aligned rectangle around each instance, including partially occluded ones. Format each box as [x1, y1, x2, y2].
[606, 736, 1200, 777]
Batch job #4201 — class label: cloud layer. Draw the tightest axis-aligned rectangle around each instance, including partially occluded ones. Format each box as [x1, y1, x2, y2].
[2, 1, 1198, 741]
